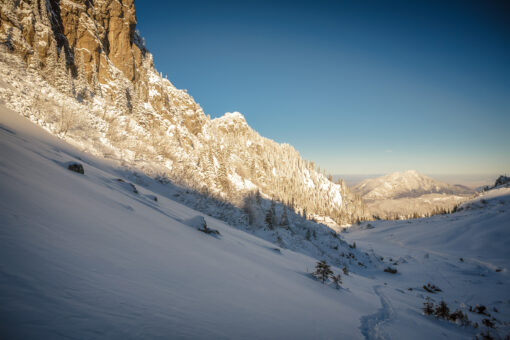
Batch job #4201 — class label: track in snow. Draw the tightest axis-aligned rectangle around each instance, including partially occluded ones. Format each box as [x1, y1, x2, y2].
[360, 285, 395, 340]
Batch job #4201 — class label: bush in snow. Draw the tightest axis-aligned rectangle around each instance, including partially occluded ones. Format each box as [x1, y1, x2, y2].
[185, 216, 220, 235]
[434, 300, 450, 319]
[481, 319, 495, 329]
[477, 329, 494, 340]
[384, 266, 397, 274]
[423, 283, 441, 293]
[330, 273, 342, 289]
[473, 305, 487, 315]
[423, 297, 434, 315]
[342, 266, 349, 276]
[67, 162, 84, 174]
[449, 310, 469, 326]
[198, 222, 220, 236]
[313, 260, 333, 284]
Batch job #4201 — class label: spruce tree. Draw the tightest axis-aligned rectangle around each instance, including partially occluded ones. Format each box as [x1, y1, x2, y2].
[314, 260, 333, 284]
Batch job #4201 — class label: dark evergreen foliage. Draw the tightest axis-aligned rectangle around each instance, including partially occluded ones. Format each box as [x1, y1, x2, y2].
[384, 266, 397, 274]
[423, 297, 434, 315]
[434, 300, 450, 319]
[330, 273, 342, 289]
[67, 162, 84, 174]
[313, 260, 333, 284]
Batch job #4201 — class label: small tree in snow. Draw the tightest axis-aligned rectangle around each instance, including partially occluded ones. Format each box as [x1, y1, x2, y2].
[314, 260, 333, 284]
[434, 300, 450, 319]
[423, 297, 434, 315]
[331, 273, 342, 289]
[342, 266, 349, 276]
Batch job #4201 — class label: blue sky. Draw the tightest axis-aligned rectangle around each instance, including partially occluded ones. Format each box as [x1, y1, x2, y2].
[135, 0, 510, 175]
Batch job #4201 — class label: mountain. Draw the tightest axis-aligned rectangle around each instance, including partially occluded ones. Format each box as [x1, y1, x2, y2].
[353, 170, 473, 200]
[2, 106, 509, 339]
[352, 170, 474, 219]
[0, 0, 368, 227]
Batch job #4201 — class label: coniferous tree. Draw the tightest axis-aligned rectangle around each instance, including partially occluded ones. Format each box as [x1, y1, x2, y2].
[255, 189, 262, 205]
[305, 229, 311, 241]
[265, 209, 274, 230]
[217, 156, 230, 195]
[434, 300, 450, 319]
[423, 297, 434, 315]
[314, 260, 333, 284]
[280, 206, 289, 228]
[331, 273, 342, 289]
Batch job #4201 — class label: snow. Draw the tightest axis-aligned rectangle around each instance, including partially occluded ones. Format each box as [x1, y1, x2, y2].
[0, 105, 373, 339]
[343, 187, 510, 339]
[1, 105, 509, 339]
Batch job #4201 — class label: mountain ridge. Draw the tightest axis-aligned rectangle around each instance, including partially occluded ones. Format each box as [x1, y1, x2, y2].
[351, 170, 474, 219]
[353, 170, 473, 201]
[0, 0, 368, 227]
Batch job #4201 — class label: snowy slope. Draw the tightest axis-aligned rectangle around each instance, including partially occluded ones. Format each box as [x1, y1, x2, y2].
[1, 106, 510, 339]
[343, 187, 510, 339]
[0, 106, 378, 339]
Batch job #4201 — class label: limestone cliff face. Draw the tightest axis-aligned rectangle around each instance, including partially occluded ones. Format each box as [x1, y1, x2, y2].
[2, 0, 141, 83]
[0, 0, 205, 132]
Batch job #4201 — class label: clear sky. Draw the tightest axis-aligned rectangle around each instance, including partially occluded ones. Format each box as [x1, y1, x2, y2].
[135, 0, 510, 175]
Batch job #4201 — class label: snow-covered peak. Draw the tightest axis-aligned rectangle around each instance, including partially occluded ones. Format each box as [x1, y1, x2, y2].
[223, 111, 247, 121]
[354, 170, 473, 200]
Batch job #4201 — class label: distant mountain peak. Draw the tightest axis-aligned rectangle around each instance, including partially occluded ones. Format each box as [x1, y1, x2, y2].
[353, 170, 473, 200]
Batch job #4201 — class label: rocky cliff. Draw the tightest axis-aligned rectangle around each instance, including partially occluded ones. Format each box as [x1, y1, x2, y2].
[0, 0, 369, 227]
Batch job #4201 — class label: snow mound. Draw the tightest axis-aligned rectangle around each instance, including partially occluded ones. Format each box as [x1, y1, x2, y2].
[183, 215, 207, 229]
